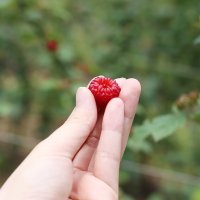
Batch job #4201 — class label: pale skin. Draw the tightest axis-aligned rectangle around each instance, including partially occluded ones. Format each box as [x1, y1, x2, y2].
[0, 78, 141, 200]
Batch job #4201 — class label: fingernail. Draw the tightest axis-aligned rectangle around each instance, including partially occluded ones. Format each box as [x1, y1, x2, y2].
[76, 87, 91, 108]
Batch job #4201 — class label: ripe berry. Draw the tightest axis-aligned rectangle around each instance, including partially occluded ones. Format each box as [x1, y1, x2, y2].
[46, 39, 58, 52]
[88, 76, 121, 109]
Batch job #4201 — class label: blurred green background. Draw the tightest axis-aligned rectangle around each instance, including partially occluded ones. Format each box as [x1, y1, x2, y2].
[0, 0, 200, 199]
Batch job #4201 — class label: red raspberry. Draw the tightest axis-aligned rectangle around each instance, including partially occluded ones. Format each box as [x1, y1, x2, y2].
[88, 76, 121, 109]
[46, 39, 58, 52]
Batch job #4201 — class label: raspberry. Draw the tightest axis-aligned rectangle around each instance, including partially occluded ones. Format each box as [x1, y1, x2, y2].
[46, 39, 58, 52]
[88, 76, 121, 109]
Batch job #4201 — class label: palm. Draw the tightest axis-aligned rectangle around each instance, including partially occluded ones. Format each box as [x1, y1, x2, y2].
[71, 169, 116, 200]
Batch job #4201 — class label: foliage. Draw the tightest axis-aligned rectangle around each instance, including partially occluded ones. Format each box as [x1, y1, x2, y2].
[128, 112, 186, 152]
[0, 0, 200, 199]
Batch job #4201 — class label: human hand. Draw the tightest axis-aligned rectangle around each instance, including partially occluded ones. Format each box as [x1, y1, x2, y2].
[0, 78, 141, 200]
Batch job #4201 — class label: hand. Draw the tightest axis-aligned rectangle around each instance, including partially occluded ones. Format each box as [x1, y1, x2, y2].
[0, 78, 141, 200]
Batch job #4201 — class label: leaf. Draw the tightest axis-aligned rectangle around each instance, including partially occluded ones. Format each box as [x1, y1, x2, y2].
[24, 9, 42, 21]
[132, 120, 152, 141]
[191, 187, 200, 200]
[57, 45, 75, 62]
[191, 109, 200, 122]
[0, 0, 12, 9]
[0, 101, 21, 117]
[194, 35, 200, 45]
[37, 79, 59, 92]
[128, 121, 153, 153]
[151, 113, 186, 141]
[129, 112, 186, 150]
[128, 139, 153, 153]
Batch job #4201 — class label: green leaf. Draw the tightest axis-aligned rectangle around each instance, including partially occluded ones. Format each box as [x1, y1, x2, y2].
[24, 9, 42, 21]
[129, 112, 186, 149]
[191, 109, 200, 122]
[194, 35, 200, 45]
[37, 79, 59, 92]
[57, 45, 75, 62]
[151, 113, 186, 141]
[191, 187, 200, 200]
[0, 0, 13, 8]
[0, 101, 20, 117]
[128, 139, 153, 153]
[128, 121, 153, 153]
[119, 171, 131, 184]
[132, 120, 152, 141]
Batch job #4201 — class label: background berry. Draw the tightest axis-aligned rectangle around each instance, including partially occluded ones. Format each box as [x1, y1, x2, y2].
[46, 40, 58, 52]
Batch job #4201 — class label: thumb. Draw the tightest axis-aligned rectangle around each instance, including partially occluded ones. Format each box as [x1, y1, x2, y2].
[34, 87, 97, 159]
